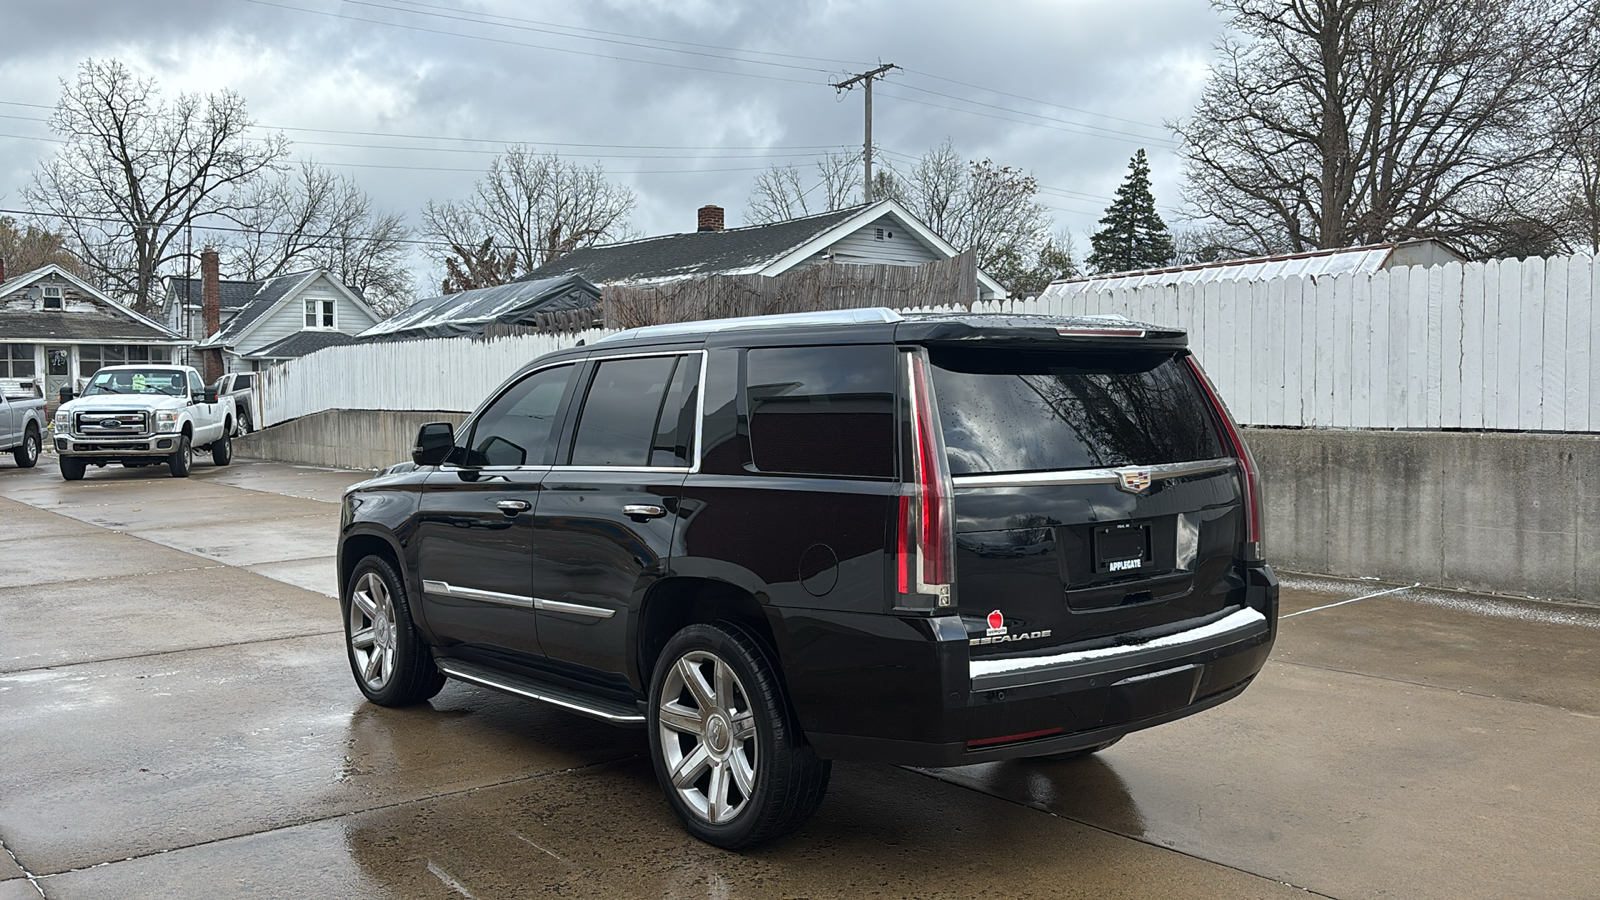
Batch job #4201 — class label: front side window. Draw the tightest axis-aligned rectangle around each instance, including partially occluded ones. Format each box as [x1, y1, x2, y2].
[0, 344, 35, 378]
[745, 345, 896, 478]
[79, 345, 127, 377]
[568, 354, 699, 468]
[188, 370, 205, 396]
[464, 364, 575, 467]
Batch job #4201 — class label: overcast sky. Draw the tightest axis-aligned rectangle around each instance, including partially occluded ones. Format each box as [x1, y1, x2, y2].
[0, 0, 1226, 287]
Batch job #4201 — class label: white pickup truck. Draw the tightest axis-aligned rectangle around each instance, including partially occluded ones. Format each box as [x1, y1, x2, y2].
[0, 384, 46, 469]
[54, 364, 236, 481]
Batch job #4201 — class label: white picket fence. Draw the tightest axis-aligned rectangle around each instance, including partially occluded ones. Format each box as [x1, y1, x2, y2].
[258, 253, 1600, 433]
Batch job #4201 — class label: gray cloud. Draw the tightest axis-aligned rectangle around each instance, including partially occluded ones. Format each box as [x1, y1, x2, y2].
[0, 0, 1221, 286]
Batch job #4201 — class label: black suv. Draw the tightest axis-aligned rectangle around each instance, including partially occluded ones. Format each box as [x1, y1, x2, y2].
[337, 308, 1278, 848]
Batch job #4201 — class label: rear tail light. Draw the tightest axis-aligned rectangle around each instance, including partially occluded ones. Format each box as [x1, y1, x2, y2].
[1185, 356, 1263, 561]
[896, 350, 955, 611]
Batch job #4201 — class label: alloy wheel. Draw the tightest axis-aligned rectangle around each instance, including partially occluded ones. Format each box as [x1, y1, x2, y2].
[348, 571, 397, 690]
[657, 650, 759, 825]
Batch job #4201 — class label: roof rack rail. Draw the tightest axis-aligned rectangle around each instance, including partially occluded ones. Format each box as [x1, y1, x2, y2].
[597, 307, 904, 343]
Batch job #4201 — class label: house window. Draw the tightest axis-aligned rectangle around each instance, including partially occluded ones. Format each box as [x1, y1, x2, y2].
[42, 286, 63, 309]
[305, 298, 336, 329]
[1, 344, 36, 378]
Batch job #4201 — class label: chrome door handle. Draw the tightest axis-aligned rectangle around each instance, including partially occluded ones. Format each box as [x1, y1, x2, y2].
[622, 504, 667, 521]
[495, 499, 532, 516]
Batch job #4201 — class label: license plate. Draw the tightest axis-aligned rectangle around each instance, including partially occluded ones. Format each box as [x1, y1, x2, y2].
[1094, 523, 1151, 573]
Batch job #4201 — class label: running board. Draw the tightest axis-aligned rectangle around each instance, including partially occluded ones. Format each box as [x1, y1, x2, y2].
[435, 658, 646, 727]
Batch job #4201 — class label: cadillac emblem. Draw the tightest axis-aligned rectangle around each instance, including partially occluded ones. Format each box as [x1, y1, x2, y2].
[1115, 467, 1152, 494]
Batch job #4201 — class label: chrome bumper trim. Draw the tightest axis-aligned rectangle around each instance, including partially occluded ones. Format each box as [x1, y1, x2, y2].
[969, 607, 1268, 682]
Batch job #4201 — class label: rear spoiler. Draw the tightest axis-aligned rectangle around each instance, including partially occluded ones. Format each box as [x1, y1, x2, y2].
[894, 313, 1188, 351]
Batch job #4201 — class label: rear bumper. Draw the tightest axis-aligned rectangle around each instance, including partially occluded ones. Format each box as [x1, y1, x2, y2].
[790, 564, 1278, 767]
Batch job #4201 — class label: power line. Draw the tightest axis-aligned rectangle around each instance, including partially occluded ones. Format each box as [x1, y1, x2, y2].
[876, 89, 1178, 149]
[900, 68, 1170, 133]
[378, 0, 874, 68]
[890, 83, 1174, 144]
[238, 0, 825, 87]
[344, 0, 841, 76]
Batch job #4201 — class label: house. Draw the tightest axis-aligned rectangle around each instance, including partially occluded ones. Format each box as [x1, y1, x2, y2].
[358, 273, 601, 342]
[0, 262, 189, 404]
[1040, 239, 1467, 300]
[521, 201, 1008, 300]
[164, 249, 381, 376]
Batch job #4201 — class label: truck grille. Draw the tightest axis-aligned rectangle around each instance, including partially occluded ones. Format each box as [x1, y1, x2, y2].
[74, 410, 151, 437]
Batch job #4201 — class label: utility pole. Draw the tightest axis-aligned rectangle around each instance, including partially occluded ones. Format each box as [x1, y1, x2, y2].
[832, 63, 898, 203]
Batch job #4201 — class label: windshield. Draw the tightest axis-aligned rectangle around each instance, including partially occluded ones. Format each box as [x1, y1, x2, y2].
[81, 368, 189, 397]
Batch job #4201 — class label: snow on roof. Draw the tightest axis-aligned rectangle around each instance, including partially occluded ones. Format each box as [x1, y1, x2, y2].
[359, 274, 600, 340]
[1041, 240, 1464, 300]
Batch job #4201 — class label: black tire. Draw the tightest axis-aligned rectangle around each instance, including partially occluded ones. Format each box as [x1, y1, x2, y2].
[342, 554, 445, 706]
[211, 432, 233, 466]
[1028, 736, 1123, 762]
[13, 424, 40, 468]
[647, 621, 831, 849]
[59, 456, 86, 481]
[168, 434, 192, 478]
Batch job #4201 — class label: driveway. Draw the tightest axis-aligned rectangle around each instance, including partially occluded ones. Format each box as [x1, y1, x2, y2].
[1, 456, 1596, 899]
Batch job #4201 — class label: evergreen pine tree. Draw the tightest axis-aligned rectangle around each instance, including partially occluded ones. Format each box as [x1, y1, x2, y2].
[1087, 149, 1176, 273]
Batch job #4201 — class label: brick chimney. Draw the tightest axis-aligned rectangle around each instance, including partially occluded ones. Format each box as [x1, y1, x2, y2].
[697, 205, 725, 232]
[200, 247, 224, 383]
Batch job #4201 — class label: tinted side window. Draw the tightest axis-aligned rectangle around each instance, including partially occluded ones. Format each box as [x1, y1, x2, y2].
[746, 345, 895, 478]
[569, 355, 683, 467]
[466, 364, 574, 467]
[928, 347, 1224, 475]
[187, 371, 205, 395]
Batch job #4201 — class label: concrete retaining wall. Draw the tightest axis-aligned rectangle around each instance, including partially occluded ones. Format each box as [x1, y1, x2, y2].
[1249, 428, 1599, 602]
[237, 410, 1598, 602]
[237, 409, 468, 472]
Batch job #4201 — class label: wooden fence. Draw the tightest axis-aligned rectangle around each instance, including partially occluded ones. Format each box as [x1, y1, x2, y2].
[258, 253, 1600, 433]
[604, 251, 978, 328]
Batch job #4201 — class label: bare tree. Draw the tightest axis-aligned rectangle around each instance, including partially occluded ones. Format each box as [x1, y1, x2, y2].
[24, 59, 288, 312]
[1176, 0, 1578, 257]
[225, 160, 415, 313]
[420, 148, 636, 292]
[1549, 5, 1600, 252]
[0, 216, 87, 278]
[746, 150, 863, 224]
[895, 141, 1051, 281]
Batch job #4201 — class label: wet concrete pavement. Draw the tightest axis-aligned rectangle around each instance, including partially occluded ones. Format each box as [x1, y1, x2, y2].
[2, 456, 1596, 898]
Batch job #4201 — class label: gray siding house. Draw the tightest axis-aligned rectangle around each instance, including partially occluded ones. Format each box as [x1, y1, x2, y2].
[523, 200, 1007, 300]
[166, 269, 381, 372]
[0, 264, 189, 403]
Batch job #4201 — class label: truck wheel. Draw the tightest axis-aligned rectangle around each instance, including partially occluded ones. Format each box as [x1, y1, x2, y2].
[59, 456, 86, 481]
[168, 434, 192, 478]
[648, 622, 831, 849]
[13, 425, 40, 468]
[239, 410, 254, 435]
[211, 433, 233, 466]
[342, 555, 445, 706]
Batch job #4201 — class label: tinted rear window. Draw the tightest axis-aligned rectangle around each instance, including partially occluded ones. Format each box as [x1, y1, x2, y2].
[928, 347, 1223, 475]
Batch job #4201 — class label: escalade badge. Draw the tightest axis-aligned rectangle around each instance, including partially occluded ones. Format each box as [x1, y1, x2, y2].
[1116, 468, 1152, 493]
[986, 610, 1006, 637]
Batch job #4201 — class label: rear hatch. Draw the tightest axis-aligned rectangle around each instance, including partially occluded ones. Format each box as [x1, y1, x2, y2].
[920, 334, 1246, 659]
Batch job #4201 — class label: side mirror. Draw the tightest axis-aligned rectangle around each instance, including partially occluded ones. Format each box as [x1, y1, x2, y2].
[59, 387, 74, 403]
[413, 422, 455, 467]
[203, 389, 219, 404]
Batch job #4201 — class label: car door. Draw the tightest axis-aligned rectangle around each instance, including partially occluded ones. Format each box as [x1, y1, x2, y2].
[412, 362, 580, 657]
[530, 350, 702, 678]
[186, 370, 221, 440]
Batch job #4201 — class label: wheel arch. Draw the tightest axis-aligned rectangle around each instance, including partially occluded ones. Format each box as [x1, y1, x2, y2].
[339, 528, 406, 601]
[634, 577, 788, 693]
